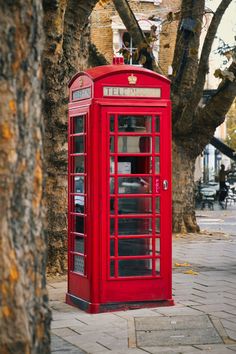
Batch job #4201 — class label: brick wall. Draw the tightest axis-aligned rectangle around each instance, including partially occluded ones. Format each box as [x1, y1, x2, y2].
[90, 0, 181, 75]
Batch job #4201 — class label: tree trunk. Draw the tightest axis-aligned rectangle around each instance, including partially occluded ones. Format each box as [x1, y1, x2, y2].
[43, 0, 98, 274]
[112, 0, 146, 46]
[172, 140, 200, 233]
[0, 1, 50, 353]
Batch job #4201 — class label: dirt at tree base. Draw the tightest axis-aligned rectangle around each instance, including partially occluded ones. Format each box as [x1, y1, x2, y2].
[47, 273, 67, 282]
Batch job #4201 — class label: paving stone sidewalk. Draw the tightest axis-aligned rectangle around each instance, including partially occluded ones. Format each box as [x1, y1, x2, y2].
[49, 227, 236, 354]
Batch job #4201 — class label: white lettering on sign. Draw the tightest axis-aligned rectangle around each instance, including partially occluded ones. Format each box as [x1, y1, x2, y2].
[155, 177, 160, 194]
[72, 87, 91, 101]
[103, 86, 161, 98]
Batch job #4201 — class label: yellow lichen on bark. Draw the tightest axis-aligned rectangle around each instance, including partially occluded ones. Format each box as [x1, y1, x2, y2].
[4, 250, 20, 296]
[1, 283, 8, 297]
[0, 121, 14, 140]
[2, 306, 12, 317]
[33, 150, 43, 210]
[9, 99, 16, 114]
[9, 264, 20, 282]
[36, 322, 45, 340]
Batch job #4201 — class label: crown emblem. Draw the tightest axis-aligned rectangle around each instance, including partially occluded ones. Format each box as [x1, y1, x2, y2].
[79, 78, 83, 87]
[128, 74, 137, 85]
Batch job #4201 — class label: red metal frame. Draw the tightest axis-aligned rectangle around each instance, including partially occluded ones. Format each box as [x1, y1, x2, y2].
[67, 64, 173, 313]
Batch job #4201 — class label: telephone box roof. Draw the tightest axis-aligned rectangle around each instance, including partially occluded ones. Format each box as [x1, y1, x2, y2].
[69, 64, 170, 87]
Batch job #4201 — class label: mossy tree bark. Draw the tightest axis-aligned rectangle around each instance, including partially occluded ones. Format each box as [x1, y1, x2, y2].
[42, 0, 98, 274]
[0, 1, 50, 353]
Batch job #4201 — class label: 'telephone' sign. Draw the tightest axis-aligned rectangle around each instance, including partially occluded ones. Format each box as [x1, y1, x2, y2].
[103, 86, 161, 98]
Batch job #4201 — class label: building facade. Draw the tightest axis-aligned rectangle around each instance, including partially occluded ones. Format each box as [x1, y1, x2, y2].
[91, 0, 181, 75]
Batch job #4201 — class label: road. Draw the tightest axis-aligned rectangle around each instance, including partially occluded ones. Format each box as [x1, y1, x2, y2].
[197, 202, 236, 236]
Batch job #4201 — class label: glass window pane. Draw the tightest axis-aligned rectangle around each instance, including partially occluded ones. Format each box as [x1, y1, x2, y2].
[118, 115, 152, 132]
[75, 236, 84, 254]
[118, 197, 152, 214]
[75, 198, 85, 214]
[155, 259, 160, 275]
[117, 157, 151, 174]
[118, 177, 152, 194]
[110, 197, 115, 214]
[110, 239, 115, 256]
[155, 136, 160, 153]
[118, 238, 152, 256]
[156, 197, 160, 213]
[73, 156, 85, 173]
[110, 260, 115, 277]
[110, 136, 115, 152]
[72, 136, 84, 153]
[74, 176, 84, 193]
[110, 177, 115, 194]
[156, 218, 160, 233]
[75, 215, 84, 234]
[73, 116, 84, 134]
[118, 218, 152, 235]
[118, 161, 131, 173]
[110, 115, 115, 132]
[118, 259, 152, 277]
[110, 157, 115, 174]
[155, 157, 160, 173]
[155, 116, 160, 132]
[74, 255, 84, 274]
[71, 195, 85, 214]
[118, 136, 151, 153]
[155, 238, 160, 254]
[110, 218, 115, 235]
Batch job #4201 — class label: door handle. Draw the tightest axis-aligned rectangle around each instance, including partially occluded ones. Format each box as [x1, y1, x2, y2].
[163, 180, 168, 190]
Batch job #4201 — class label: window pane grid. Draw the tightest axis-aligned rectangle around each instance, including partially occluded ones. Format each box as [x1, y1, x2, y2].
[70, 132, 86, 136]
[111, 255, 159, 260]
[71, 232, 87, 237]
[118, 115, 152, 133]
[108, 114, 161, 279]
[114, 133, 153, 136]
[70, 212, 87, 216]
[70, 115, 85, 134]
[70, 153, 87, 157]
[69, 114, 87, 276]
[72, 254, 87, 275]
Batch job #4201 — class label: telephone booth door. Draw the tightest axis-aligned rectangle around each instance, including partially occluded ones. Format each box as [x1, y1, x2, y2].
[99, 105, 172, 306]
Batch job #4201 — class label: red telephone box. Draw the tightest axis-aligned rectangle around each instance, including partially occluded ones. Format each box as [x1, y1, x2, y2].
[66, 60, 173, 313]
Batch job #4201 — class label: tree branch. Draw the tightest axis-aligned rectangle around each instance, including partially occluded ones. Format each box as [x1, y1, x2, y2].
[190, 0, 233, 109]
[172, 0, 234, 134]
[63, 0, 97, 61]
[43, 0, 68, 61]
[197, 61, 236, 129]
[171, 0, 204, 97]
[112, 0, 146, 46]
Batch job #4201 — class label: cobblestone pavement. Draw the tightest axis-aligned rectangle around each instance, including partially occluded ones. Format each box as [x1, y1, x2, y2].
[49, 207, 236, 354]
